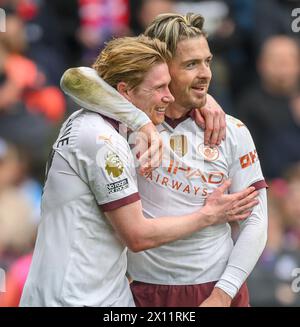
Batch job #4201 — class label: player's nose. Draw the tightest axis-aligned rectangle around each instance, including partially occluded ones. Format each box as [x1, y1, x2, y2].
[162, 88, 174, 103]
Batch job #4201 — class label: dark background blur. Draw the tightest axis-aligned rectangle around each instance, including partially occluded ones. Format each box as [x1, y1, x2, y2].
[0, 0, 300, 307]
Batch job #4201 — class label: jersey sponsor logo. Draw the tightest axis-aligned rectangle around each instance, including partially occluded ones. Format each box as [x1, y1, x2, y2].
[239, 150, 258, 169]
[197, 144, 219, 161]
[144, 171, 208, 196]
[170, 134, 188, 157]
[106, 178, 129, 194]
[165, 159, 225, 184]
[105, 151, 124, 178]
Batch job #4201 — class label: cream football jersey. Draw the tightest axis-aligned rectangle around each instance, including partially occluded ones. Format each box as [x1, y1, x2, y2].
[127, 112, 267, 285]
[20, 110, 139, 307]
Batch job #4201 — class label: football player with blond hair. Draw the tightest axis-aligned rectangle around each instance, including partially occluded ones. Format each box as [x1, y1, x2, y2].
[62, 13, 268, 307]
[20, 35, 257, 307]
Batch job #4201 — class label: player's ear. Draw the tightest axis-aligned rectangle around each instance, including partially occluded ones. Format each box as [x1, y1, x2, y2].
[117, 82, 132, 102]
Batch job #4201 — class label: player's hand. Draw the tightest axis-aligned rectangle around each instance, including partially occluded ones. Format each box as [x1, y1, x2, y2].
[202, 179, 258, 226]
[194, 94, 226, 146]
[136, 122, 163, 175]
[199, 287, 232, 307]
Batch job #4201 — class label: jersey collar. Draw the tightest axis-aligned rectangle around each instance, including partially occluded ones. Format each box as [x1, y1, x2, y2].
[99, 114, 120, 131]
[164, 109, 196, 129]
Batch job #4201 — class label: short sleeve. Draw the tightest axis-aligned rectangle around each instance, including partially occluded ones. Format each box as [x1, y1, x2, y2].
[227, 118, 267, 193]
[73, 115, 140, 211]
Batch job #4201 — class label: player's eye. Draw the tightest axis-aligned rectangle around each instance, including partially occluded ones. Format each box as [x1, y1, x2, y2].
[156, 84, 166, 90]
[186, 61, 196, 69]
[206, 57, 213, 66]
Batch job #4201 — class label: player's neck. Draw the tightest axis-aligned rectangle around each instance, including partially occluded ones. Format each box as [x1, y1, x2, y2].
[166, 102, 190, 119]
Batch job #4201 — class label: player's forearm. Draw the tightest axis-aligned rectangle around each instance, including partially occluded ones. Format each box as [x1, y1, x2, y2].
[215, 189, 268, 298]
[131, 210, 211, 252]
[106, 201, 212, 253]
[60, 67, 151, 131]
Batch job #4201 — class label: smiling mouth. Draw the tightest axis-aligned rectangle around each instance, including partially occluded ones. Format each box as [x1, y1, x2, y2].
[155, 107, 167, 113]
[191, 83, 209, 95]
[192, 85, 207, 91]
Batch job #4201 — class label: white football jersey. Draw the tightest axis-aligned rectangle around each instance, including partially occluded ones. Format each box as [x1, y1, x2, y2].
[20, 110, 139, 307]
[127, 113, 267, 285]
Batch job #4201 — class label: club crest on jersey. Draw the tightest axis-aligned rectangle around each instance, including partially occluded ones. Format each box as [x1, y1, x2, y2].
[198, 144, 219, 161]
[105, 151, 124, 178]
[170, 134, 188, 157]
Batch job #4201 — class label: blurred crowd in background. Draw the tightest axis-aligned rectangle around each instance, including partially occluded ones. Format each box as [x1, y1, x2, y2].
[0, 0, 299, 307]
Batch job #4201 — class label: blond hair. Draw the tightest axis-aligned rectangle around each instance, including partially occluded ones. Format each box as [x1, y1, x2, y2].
[144, 13, 206, 55]
[92, 35, 171, 90]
